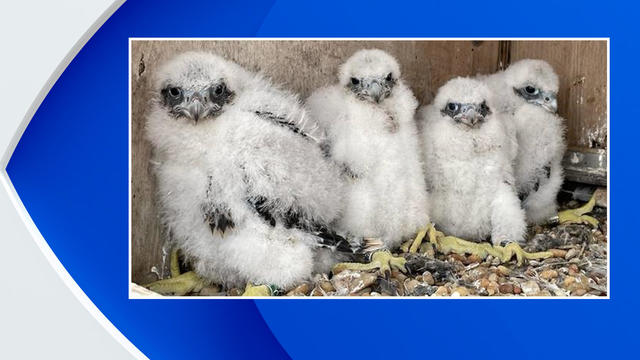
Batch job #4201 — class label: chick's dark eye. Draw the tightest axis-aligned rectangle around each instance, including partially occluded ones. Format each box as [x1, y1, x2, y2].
[214, 83, 225, 96]
[386, 73, 393, 82]
[350, 77, 360, 85]
[525, 86, 537, 94]
[169, 87, 181, 97]
[447, 103, 458, 111]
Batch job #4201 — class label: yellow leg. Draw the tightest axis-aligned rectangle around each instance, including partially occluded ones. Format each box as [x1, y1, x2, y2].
[558, 193, 599, 227]
[170, 248, 181, 278]
[144, 271, 205, 296]
[241, 283, 272, 296]
[332, 250, 406, 275]
[427, 223, 553, 266]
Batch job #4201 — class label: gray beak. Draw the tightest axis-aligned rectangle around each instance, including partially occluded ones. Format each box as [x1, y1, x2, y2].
[455, 104, 485, 128]
[538, 91, 558, 113]
[184, 91, 206, 123]
[363, 80, 383, 103]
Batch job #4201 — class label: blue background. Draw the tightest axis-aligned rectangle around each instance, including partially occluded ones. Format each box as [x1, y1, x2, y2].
[5, 0, 634, 359]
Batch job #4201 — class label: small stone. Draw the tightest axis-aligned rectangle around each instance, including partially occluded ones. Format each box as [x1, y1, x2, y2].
[491, 257, 502, 266]
[513, 285, 522, 294]
[534, 290, 552, 296]
[433, 286, 449, 296]
[549, 249, 568, 258]
[198, 285, 221, 296]
[451, 287, 470, 296]
[227, 288, 242, 296]
[413, 284, 437, 296]
[497, 265, 511, 276]
[286, 283, 310, 296]
[563, 276, 577, 288]
[422, 271, 435, 285]
[540, 269, 559, 280]
[405, 279, 420, 294]
[521, 280, 541, 295]
[488, 273, 498, 282]
[331, 270, 377, 295]
[499, 283, 514, 294]
[486, 281, 500, 296]
[485, 255, 495, 264]
[392, 269, 407, 282]
[467, 254, 482, 264]
[594, 187, 607, 208]
[568, 264, 580, 275]
[565, 248, 580, 260]
[480, 278, 490, 289]
[320, 280, 335, 293]
[572, 288, 588, 296]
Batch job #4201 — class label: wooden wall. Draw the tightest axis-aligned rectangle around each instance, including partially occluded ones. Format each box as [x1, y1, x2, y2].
[130, 40, 607, 284]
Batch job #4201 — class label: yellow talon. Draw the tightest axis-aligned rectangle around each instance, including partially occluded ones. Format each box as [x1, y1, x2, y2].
[426, 223, 553, 266]
[558, 193, 599, 227]
[144, 271, 205, 296]
[332, 250, 406, 275]
[241, 283, 272, 296]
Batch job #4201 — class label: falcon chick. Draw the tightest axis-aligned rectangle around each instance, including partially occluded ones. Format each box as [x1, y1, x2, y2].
[144, 52, 351, 295]
[307, 49, 429, 273]
[419, 77, 526, 245]
[480, 59, 567, 224]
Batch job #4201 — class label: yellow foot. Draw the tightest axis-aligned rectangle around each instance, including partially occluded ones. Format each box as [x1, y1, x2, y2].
[241, 283, 272, 296]
[332, 250, 407, 276]
[558, 193, 599, 227]
[427, 224, 553, 266]
[144, 271, 205, 296]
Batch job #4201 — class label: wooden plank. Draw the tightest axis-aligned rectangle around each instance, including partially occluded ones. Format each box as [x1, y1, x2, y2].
[510, 40, 608, 149]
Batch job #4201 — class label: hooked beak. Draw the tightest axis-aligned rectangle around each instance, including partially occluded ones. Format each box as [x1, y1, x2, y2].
[536, 91, 558, 113]
[454, 105, 485, 128]
[363, 80, 384, 103]
[175, 90, 211, 123]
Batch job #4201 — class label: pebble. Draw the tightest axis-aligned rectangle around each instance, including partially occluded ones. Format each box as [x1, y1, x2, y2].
[331, 270, 377, 295]
[198, 285, 221, 296]
[392, 269, 407, 282]
[451, 287, 470, 296]
[565, 248, 580, 260]
[499, 283, 514, 294]
[422, 271, 435, 285]
[572, 288, 588, 296]
[568, 264, 580, 275]
[549, 249, 568, 258]
[540, 269, 559, 280]
[521, 280, 541, 295]
[286, 283, 310, 296]
[227, 288, 243, 296]
[488, 273, 498, 282]
[320, 280, 335, 293]
[497, 265, 511, 276]
[513, 285, 522, 294]
[486, 281, 499, 296]
[405, 279, 420, 294]
[467, 254, 482, 264]
[433, 286, 449, 296]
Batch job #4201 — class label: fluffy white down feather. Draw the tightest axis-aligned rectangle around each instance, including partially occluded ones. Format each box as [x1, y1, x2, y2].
[146, 52, 345, 288]
[307, 49, 429, 250]
[419, 77, 526, 245]
[480, 59, 566, 223]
